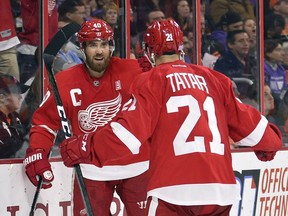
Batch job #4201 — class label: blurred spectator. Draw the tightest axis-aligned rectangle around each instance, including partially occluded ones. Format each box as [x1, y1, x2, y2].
[214, 30, 257, 103]
[282, 44, 288, 69]
[16, 48, 44, 158]
[53, 42, 83, 73]
[270, 0, 288, 36]
[210, 11, 243, 52]
[282, 90, 288, 138]
[184, 30, 194, 62]
[264, 39, 288, 133]
[91, 0, 114, 18]
[171, 0, 193, 32]
[264, 13, 285, 39]
[264, 0, 274, 16]
[183, 34, 193, 63]
[264, 39, 287, 98]
[208, 0, 255, 29]
[17, 0, 58, 84]
[200, 0, 206, 15]
[102, 2, 119, 27]
[82, 0, 98, 18]
[131, 0, 168, 34]
[131, 9, 166, 54]
[200, 10, 206, 36]
[0, 0, 20, 81]
[10, 0, 22, 33]
[0, 74, 29, 159]
[145, 9, 166, 26]
[202, 8, 228, 67]
[264, 83, 276, 120]
[201, 40, 223, 69]
[18, 48, 41, 131]
[214, 30, 251, 78]
[102, 2, 121, 56]
[57, 0, 86, 61]
[243, 18, 257, 50]
[219, 11, 244, 32]
[130, 6, 138, 38]
[58, 0, 86, 28]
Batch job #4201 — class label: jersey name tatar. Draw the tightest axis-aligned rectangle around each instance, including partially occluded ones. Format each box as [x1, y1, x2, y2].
[166, 72, 209, 94]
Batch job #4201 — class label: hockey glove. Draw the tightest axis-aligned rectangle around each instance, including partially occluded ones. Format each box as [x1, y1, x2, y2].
[254, 150, 276, 162]
[59, 134, 92, 167]
[137, 50, 153, 72]
[23, 148, 54, 189]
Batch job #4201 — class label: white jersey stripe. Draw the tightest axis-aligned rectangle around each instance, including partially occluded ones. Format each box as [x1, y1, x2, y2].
[110, 122, 141, 154]
[235, 115, 268, 147]
[147, 183, 241, 206]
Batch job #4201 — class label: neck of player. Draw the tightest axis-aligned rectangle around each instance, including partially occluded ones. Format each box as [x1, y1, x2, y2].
[156, 54, 180, 66]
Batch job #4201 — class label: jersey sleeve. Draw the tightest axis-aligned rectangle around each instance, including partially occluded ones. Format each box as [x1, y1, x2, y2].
[29, 85, 62, 153]
[214, 71, 283, 151]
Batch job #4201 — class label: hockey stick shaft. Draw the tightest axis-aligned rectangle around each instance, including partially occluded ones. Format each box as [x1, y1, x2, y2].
[29, 22, 94, 216]
[45, 53, 94, 216]
[29, 177, 42, 216]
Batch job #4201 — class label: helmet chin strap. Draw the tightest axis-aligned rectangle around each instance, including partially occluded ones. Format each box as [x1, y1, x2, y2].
[80, 48, 86, 62]
[109, 46, 115, 57]
[148, 52, 156, 67]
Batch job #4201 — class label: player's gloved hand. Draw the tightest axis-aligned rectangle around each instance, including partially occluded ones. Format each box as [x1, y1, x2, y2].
[254, 150, 276, 161]
[23, 148, 54, 189]
[137, 50, 153, 72]
[59, 134, 92, 167]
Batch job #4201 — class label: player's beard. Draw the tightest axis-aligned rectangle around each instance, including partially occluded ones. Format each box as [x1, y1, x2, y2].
[86, 54, 111, 73]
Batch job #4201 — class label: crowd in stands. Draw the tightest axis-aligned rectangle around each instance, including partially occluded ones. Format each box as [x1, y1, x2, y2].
[0, 0, 288, 159]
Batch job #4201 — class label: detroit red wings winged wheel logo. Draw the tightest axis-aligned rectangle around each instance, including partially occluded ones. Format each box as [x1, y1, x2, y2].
[78, 94, 122, 133]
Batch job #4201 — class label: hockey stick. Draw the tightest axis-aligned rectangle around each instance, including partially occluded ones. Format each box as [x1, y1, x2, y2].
[29, 22, 94, 216]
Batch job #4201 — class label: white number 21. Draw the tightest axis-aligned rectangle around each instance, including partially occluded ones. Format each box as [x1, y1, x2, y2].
[166, 95, 224, 156]
[166, 33, 173, 41]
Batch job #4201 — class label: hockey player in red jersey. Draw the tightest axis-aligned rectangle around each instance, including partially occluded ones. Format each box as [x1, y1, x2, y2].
[59, 19, 283, 215]
[23, 19, 149, 215]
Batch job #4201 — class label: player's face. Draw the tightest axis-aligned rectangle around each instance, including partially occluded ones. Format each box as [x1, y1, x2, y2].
[84, 40, 111, 76]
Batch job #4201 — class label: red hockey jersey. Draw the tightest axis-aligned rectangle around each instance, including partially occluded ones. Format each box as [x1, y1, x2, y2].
[30, 57, 149, 180]
[18, 0, 58, 46]
[88, 60, 282, 205]
[0, 0, 20, 51]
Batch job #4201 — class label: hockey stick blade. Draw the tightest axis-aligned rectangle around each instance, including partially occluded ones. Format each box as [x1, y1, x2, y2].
[29, 22, 94, 216]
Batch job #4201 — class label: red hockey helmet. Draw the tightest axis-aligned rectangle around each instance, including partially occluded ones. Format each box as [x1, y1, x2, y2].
[143, 18, 183, 58]
[77, 19, 114, 44]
